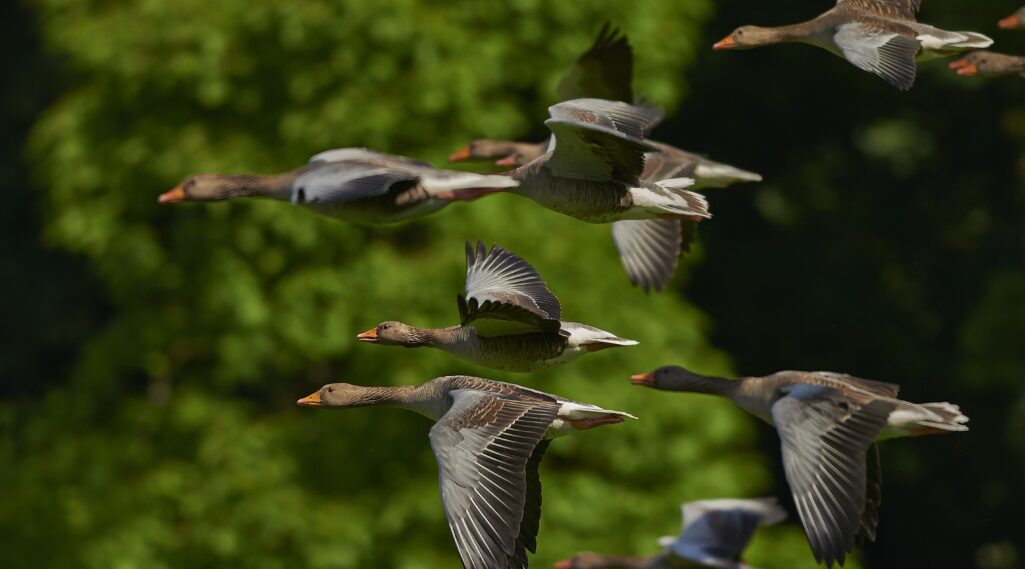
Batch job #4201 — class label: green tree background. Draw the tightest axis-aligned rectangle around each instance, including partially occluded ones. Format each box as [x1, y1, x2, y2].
[2, 0, 1023, 568]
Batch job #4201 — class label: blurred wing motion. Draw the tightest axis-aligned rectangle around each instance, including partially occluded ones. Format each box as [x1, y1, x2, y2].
[771, 384, 895, 567]
[556, 23, 634, 102]
[458, 241, 562, 336]
[545, 99, 661, 184]
[429, 390, 558, 569]
[659, 497, 786, 565]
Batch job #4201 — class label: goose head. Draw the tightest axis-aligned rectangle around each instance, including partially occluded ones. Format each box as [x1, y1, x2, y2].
[999, 8, 1025, 30]
[356, 321, 430, 347]
[631, 365, 704, 390]
[297, 383, 370, 407]
[159, 174, 266, 203]
[449, 139, 541, 167]
[714, 26, 782, 50]
[949, 51, 1025, 77]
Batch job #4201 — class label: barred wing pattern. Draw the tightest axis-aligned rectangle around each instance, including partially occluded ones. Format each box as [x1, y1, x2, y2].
[772, 384, 896, 567]
[429, 390, 559, 569]
[458, 241, 562, 336]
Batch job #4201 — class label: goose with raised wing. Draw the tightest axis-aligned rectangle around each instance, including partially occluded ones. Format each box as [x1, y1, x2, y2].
[631, 366, 969, 567]
[501, 98, 712, 292]
[553, 497, 786, 569]
[450, 27, 756, 292]
[159, 148, 517, 224]
[950, 51, 1025, 77]
[297, 375, 635, 569]
[714, 0, 993, 90]
[357, 241, 637, 372]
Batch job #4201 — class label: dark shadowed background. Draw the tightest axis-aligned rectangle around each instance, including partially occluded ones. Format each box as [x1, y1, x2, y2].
[2, 0, 1023, 567]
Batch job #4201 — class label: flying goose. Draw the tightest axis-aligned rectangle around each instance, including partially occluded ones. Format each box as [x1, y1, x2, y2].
[949, 51, 1025, 77]
[631, 366, 969, 567]
[357, 241, 637, 372]
[496, 98, 712, 292]
[714, 0, 993, 90]
[999, 7, 1025, 30]
[553, 497, 786, 569]
[450, 27, 757, 292]
[159, 148, 517, 224]
[297, 375, 635, 569]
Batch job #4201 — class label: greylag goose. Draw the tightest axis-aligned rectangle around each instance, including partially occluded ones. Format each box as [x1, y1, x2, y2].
[553, 497, 786, 569]
[714, 0, 994, 90]
[631, 366, 969, 567]
[159, 148, 517, 224]
[449, 25, 760, 188]
[503, 98, 712, 292]
[999, 7, 1025, 30]
[297, 375, 635, 569]
[357, 241, 637, 372]
[949, 51, 1025, 77]
[450, 27, 757, 292]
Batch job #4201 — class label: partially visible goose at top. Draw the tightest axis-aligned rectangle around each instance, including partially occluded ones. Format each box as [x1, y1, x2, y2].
[297, 375, 635, 569]
[999, 7, 1025, 30]
[553, 497, 786, 569]
[159, 148, 517, 224]
[714, 0, 994, 90]
[949, 51, 1025, 77]
[503, 98, 712, 292]
[631, 366, 969, 567]
[357, 241, 637, 372]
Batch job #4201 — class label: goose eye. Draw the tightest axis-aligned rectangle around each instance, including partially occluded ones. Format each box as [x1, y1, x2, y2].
[327, 386, 335, 393]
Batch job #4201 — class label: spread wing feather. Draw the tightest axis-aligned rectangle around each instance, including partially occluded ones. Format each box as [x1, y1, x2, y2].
[429, 391, 559, 569]
[459, 242, 562, 336]
[772, 384, 895, 567]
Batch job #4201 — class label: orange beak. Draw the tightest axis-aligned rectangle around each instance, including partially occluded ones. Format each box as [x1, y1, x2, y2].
[999, 15, 1020, 29]
[297, 390, 322, 406]
[356, 327, 379, 343]
[494, 154, 519, 167]
[630, 372, 654, 386]
[713, 35, 736, 50]
[158, 186, 187, 204]
[552, 561, 572, 569]
[448, 146, 472, 162]
[949, 58, 978, 76]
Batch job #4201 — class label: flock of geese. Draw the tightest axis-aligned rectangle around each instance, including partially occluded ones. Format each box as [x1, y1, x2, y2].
[158, 1, 1000, 567]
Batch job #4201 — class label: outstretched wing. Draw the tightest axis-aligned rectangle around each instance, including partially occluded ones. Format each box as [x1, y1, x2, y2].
[772, 384, 895, 567]
[833, 23, 920, 91]
[556, 23, 634, 103]
[610, 219, 690, 293]
[429, 390, 559, 569]
[545, 99, 661, 184]
[458, 241, 562, 336]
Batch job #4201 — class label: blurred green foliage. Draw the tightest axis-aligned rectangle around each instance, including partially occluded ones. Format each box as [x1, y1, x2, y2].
[3, 0, 1024, 567]
[1, 0, 820, 568]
